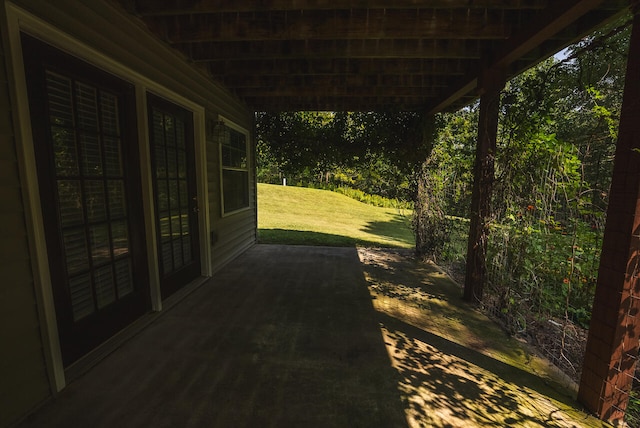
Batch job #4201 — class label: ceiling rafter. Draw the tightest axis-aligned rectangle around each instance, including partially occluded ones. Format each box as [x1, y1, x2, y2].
[114, 0, 630, 112]
[133, 0, 550, 16]
[426, 0, 624, 114]
[157, 9, 515, 43]
[207, 58, 471, 77]
[180, 39, 484, 61]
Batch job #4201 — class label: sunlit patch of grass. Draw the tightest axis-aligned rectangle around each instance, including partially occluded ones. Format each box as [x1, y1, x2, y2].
[258, 183, 415, 248]
[358, 248, 606, 428]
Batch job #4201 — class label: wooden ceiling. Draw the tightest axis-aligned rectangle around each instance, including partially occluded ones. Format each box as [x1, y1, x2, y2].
[117, 0, 630, 112]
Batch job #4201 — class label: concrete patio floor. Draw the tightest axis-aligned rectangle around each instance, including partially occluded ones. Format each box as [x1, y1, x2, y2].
[18, 244, 612, 427]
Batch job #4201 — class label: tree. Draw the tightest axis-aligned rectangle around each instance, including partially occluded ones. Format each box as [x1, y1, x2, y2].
[255, 110, 431, 201]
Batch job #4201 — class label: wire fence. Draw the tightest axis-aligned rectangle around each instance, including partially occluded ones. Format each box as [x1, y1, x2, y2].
[436, 215, 640, 425]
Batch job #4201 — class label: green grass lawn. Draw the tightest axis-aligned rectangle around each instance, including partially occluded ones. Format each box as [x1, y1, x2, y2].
[258, 183, 415, 248]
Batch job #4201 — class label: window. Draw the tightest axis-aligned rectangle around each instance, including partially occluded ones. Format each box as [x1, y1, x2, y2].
[220, 124, 250, 214]
[147, 94, 201, 297]
[22, 33, 149, 365]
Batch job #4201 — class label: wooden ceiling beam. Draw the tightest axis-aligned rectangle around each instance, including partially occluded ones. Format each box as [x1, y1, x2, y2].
[157, 9, 513, 43]
[425, 0, 619, 114]
[219, 74, 451, 89]
[207, 58, 472, 76]
[243, 96, 430, 112]
[491, 0, 606, 68]
[134, 0, 549, 16]
[233, 85, 440, 98]
[116, 0, 629, 112]
[181, 39, 483, 61]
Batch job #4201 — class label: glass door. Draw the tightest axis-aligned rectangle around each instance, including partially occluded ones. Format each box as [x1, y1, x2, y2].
[147, 94, 201, 298]
[22, 34, 149, 365]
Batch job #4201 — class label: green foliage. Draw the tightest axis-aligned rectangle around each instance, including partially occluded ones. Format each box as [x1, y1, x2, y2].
[426, 108, 477, 218]
[316, 185, 413, 210]
[430, 14, 630, 340]
[412, 161, 450, 261]
[627, 389, 640, 428]
[255, 13, 637, 421]
[485, 220, 601, 331]
[256, 110, 431, 202]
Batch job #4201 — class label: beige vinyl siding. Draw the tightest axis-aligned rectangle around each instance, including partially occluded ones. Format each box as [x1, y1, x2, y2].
[11, 0, 256, 272]
[1, 0, 257, 424]
[0, 33, 50, 428]
[207, 117, 257, 273]
[14, 0, 250, 125]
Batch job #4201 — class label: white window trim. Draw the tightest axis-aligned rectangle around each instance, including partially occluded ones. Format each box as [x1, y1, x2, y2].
[218, 114, 251, 217]
[3, 2, 212, 393]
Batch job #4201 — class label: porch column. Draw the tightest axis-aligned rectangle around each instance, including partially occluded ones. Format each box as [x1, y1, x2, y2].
[463, 68, 504, 302]
[578, 8, 640, 422]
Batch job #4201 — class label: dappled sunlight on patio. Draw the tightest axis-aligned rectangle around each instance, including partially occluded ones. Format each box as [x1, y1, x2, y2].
[16, 245, 611, 427]
[357, 248, 609, 428]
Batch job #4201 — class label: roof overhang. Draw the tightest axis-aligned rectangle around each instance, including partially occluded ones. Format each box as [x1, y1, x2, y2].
[115, 0, 631, 112]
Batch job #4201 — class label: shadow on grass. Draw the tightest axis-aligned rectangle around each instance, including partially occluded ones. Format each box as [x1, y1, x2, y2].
[258, 228, 412, 248]
[380, 316, 577, 427]
[361, 214, 414, 247]
[357, 248, 600, 427]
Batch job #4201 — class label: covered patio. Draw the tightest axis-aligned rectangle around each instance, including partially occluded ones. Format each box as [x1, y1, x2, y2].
[17, 245, 609, 427]
[1, 1, 638, 425]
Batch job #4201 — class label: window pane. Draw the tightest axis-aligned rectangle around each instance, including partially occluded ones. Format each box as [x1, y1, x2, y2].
[46, 72, 74, 128]
[166, 146, 177, 178]
[169, 180, 179, 210]
[111, 220, 129, 258]
[171, 215, 181, 240]
[69, 273, 94, 321]
[175, 118, 185, 149]
[90, 224, 111, 266]
[107, 180, 127, 219]
[155, 144, 167, 178]
[177, 149, 186, 178]
[94, 265, 115, 309]
[104, 136, 122, 177]
[51, 126, 78, 176]
[85, 180, 106, 222]
[152, 110, 164, 141]
[80, 133, 102, 176]
[100, 92, 120, 136]
[76, 82, 98, 131]
[62, 227, 89, 275]
[173, 238, 183, 269]
[161, 241, 173, 274]
[179, 180, 188, 208]
[183, 235, 192, 264]
[222, 128, 247, 169]
[115, 259, 133, 298]
[164, 115, 175, 147]
[159, 212, 171, 243]
[223, 169, 249, 213]
[221, 145, 232, 167]
[156, 180, 168, 212]
[57, 180, 84, 227]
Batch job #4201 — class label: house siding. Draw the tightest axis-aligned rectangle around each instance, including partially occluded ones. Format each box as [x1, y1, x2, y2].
[0, 28, 50, 428]
[1, 0, 256, 425]
[207, 115, 257, 273]
[8, 0, 256, 282]
[13, 0, 251, 123]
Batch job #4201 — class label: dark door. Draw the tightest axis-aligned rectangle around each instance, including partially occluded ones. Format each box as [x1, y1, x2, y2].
[147, 94, 201, 298]
[22, 34, 149, 366]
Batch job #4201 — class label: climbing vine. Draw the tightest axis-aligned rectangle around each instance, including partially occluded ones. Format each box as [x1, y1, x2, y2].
[423, 13, 631, 386]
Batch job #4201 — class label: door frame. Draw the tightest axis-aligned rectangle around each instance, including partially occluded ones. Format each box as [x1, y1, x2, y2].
[4, 3, 211, 393]
[22, 33, 152, 367]
[147, 93, 202, 299]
